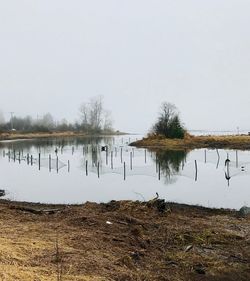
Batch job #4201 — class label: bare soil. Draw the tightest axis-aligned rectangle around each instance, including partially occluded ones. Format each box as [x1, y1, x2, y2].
[0, 199, 249, 281]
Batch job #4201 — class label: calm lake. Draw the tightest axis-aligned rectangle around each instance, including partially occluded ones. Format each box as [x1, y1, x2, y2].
[0, 135, 249, 210]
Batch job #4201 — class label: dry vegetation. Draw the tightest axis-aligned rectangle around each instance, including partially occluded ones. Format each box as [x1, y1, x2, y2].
[0, 199, 249, 281]
[130, 134, 250, 150]
[0, 131, 125, 141]
[0, 131, 82, 141]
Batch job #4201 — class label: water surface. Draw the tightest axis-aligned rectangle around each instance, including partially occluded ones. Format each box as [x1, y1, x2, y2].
[0, 135, 249, 209]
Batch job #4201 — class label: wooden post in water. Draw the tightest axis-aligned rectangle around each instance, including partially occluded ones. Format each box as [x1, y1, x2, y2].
[158, 162, 161, 180]
[38, 153, 41, 170]
[120, 147, 123, 163]
[130, 152, 133, 170]
[111, 151, 113, 169]
[68, 160, 70, 172]
[13, 150, 16, 162]
[106, 146, 108, 165]
[18, 151, 21, 164]
[49, 154, 51, 172]
[72, 146, 74, 155]
[8, 150, 10, 162]
[132, 148, 135, 158]
[216, 149, 220, 169]
[145, 149, 147, 163]
[31, 155, 33, 166]
[97, 162, 100, 178]
[56, 156, 59, 173]
[195, 160, 198, 181]
[156, 155, 158, 173]
[3, 150, 5, 157]
[115, 147, 117, 157]
[123, 162, 126, 181]
[85, 160, 88, 176]
[27, 153, 29, 165]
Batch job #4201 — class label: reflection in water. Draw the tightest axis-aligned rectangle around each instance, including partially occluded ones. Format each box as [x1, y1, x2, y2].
[0, 137, 118, 175]
[0, 136, 115, 151]
[155, 150, 188, 183]
[0, 136, 250, 208]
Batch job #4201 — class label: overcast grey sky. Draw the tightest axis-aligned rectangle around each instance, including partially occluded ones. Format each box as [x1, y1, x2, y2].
[0, 0, 250, 133]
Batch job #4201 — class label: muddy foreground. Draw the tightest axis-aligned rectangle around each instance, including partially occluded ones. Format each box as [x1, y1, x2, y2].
[0, 199, 249, 281]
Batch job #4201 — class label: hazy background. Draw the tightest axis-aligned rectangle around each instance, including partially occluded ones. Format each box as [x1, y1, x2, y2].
[0, 0, 250, 133]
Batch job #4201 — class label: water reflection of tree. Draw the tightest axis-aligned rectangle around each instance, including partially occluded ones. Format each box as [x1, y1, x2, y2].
[155, 150, 188, 183]
[0, 136, 115, 152]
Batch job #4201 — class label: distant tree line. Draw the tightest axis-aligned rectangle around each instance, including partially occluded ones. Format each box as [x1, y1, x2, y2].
[0, 96, 114, 134]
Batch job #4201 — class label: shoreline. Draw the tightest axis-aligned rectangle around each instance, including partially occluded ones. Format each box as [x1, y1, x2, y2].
[0, 197, 241, 212]
[130, 134, 250, 150]
[0, 198, 249, 280]
[0, 131, 129, 142]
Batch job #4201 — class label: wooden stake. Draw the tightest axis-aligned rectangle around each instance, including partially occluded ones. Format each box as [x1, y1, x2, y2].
[123, 162, 126, 181]
[130, 152, 133, 170]
[86, 160, 88, 176]
[195, 160, 198, 181]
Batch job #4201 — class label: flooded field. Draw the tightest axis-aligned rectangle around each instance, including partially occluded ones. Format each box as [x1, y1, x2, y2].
[0, 135, 249, 209]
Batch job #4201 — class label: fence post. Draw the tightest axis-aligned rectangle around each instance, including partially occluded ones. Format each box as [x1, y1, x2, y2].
[124, 162, 126, 181]
[86, 160, 88, 176]
[56, 156, 59, 173]
[38, 153, 41, 170]
[195, 160, 198, 181]
[97, 162, 100, 178]
[49, 154, 51, 172]
[158, 162, 161, 180]
[106, 146, 108, 165]
[120, 147, 123, 163]
[130, 152, 133, 170]
[111, 151, 113, 169]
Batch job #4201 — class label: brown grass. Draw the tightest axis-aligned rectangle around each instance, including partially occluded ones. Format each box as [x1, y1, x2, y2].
[0, 131, 127, 141]
[0, 200, 249, 280]
[130, 134, 250, 150]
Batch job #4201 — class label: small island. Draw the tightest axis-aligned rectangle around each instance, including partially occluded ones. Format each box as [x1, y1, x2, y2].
[131, 102, 250, 151]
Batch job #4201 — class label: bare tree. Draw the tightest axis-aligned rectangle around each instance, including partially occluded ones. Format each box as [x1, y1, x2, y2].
[103, 110, 113, 132]
[79, 96, 113, 133]
[89, 96, 103, 131]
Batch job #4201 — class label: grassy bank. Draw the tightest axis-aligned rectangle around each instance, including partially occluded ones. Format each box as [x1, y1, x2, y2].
[0, 131, 127, 141]
[130, 134, 250, 150]
[0, 199, 249, 280]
